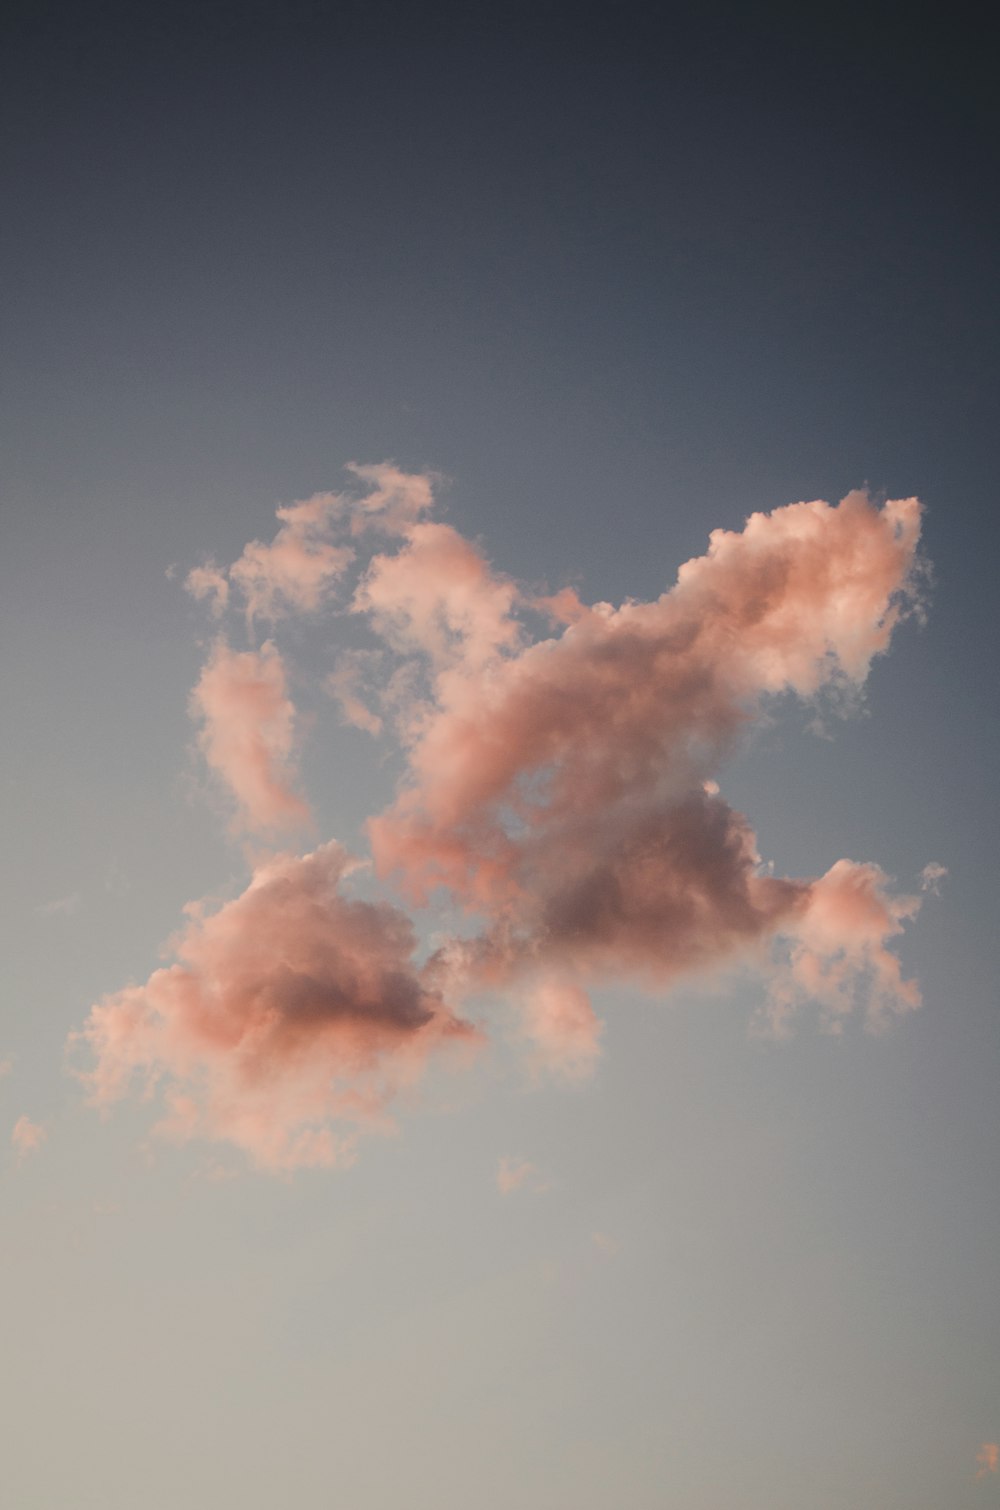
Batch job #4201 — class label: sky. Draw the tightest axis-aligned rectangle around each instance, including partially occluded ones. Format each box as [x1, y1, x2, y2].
[1, 3, 998, 1506]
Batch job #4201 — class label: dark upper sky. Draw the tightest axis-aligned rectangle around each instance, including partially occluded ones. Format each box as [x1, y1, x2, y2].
[4, 3, 995, 529]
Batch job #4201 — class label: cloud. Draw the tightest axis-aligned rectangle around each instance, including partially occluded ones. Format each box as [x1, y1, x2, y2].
[344, 461, 437, 536]
[920, 861, 948, 894]
[326, 651, 385, 737]
[354, 521, 521, 673]
[0, 1057, 12, 1079]
[184, 561, 230, 616]
[77, 474, 938, 1169]
[77, 843, 480, 1171]
[185, 492, 354, 626]
[518, 978, 604, 1081]
[183, 465, 436, 628]
[497, 1155, 546, 1194]
[11, 1115, 46, 1157]
[37, 892, 81, 917]
[365, 489, 928, 1036]
[763, 859, 923, 1036]
[190, 638, 311, 836]
[976, 1443, 999, 1478]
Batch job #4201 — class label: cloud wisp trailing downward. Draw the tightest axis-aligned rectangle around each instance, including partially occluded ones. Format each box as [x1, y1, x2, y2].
[78, 466, 939, 1168]
[189, 638, 311, 837]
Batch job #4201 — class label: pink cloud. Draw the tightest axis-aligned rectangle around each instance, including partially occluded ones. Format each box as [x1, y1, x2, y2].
[364, 491, 928, 1039]
[227, 495, 353, 624]
[977, 1443, 999, 1478]
[190, 638, 311, 836]
[77, 843, 480, 1171]
[344, 461, 437, 536]
[184, 561, 230, 616]
[765, 859, 923, 1035]
[518, 978, 604, 1081]
[354, 521, 520, 674]
[78, 477, 938, 1167]
[11, 1115, 46, 1157]
[183, 465, 438, 627]
[496, 1155, 545, 1194]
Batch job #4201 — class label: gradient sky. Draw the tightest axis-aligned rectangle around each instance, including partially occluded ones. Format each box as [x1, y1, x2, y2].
[2, 5, 998, 1507]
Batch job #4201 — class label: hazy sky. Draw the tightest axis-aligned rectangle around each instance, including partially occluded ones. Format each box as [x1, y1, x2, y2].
[2, 5, 998, 1508]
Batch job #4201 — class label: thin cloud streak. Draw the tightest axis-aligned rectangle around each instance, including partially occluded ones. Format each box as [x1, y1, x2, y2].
[37, 892, 81, 917]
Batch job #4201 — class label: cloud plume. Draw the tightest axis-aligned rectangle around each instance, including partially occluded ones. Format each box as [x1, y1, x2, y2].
[78, 468, 935, 1168]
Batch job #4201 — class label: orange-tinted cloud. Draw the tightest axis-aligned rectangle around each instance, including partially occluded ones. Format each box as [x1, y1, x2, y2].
[364, 491, 927, 1038]
[518, 978, 604, 1081]
[227, 494, 353, 624]
[977, 1443, 999, 1478]
[11, 1115, 46, 1157]
[78, 843, 480, 1171]
[80, 477, 937, 1167]
[496, 1155, 546, 1194]
[354, 521, 520, 673]
[184, 465, 436, 626]
[190, 638, 310, 837]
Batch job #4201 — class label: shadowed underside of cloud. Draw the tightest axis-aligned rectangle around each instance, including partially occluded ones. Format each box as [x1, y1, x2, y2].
[78, 468, 937, 1168]
[78, 844, 478, 1170]
[365, 486, 928, 1042]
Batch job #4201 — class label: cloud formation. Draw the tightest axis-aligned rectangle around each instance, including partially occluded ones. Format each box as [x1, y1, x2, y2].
[362, 485, 929, 1038]
[78, 466, 937, 1168]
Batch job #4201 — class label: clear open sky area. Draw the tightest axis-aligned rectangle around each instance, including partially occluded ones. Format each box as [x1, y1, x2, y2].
[2, 4, 997, 1506]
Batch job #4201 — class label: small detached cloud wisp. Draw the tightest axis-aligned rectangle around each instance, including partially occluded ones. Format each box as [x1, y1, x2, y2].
[977, 1443, 999, 1479]
[74, 466, 943, 1170]
[11, 1115, 46, 1159]
[497, 1156, 547, 1195]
